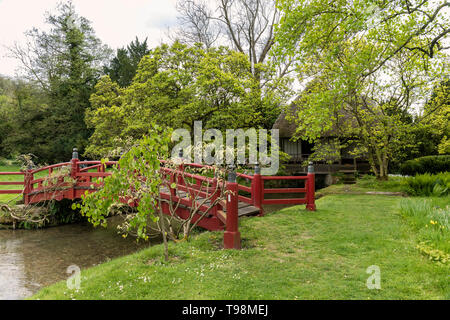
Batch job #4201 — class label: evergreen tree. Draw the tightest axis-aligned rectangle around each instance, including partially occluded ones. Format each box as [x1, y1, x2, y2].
[104, 37, 150, 87]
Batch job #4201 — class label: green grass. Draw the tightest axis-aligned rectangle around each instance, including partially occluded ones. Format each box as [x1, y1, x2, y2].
[32, 194, 449, 300]
[317, 175, 408, 197]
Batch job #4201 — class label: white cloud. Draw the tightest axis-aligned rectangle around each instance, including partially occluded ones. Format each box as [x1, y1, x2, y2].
[0, 0, 179, 77]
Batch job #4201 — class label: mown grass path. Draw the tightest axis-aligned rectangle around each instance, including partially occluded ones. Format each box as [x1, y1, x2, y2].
[32, 194, 449, 300]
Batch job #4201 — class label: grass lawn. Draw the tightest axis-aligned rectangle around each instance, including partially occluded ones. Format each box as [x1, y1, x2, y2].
[32, 193, 449, 300]
[317, 175, 408, 196]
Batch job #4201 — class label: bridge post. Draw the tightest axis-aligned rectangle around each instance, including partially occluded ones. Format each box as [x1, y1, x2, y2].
[23, 168, 32, 205]
[306, 162, 316, 211]
[224, 166, 241, 249]
[177, 149, 184, 187]
[252, 163, 264, 216]
[71, 148, 79, 180]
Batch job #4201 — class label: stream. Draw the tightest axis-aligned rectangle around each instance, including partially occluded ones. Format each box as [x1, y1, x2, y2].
[0, 216, 149, 300]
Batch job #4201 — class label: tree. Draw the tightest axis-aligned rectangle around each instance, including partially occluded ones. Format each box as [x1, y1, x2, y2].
[8, 1, 111, 163]
[104, 37, 150, 88]
[0, 78, 52, 161]
[84, 76, 126, 158]
[274, 0, 449, 179]
[85, 42, 290, 158]
[174, 0, 293, 87]
[421, 80, 450, 154]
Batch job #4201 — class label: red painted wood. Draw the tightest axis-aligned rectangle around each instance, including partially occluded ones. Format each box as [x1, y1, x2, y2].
[238, 195, 253, 204]
[306, 172, 316, 211]
[0, 181, 24, 185]
[0, 190, 22, 194]
[252, 173, 263, 214]
[0, 172, 24, 175]
[262, 176, 308, 180]
[263, 188, 306, 194]
[238, 185, 252, 193]
[76, 172, 110, 177]
[237, 172, 253, 180]
[224, 182, 240, 249]
[30, 178, 46, 185]
[31, 163, 70, 174]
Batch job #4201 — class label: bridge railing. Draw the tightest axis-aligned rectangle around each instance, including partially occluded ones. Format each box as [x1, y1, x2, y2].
[174, 162, 317, 214]
[161, 162, 241, 249]
[253, 163, 316, 212]
[0, 172, 25, 195]
[1, 149, 315, 250]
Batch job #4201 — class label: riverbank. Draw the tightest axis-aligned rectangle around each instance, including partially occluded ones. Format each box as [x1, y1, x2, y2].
[31, 193, 449, 300]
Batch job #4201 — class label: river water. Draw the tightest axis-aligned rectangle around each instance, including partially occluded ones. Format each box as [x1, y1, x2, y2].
[0, 217, 149, 300]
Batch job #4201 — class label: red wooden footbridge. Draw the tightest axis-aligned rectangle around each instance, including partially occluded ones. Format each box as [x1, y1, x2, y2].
[0, 149, 316, 249]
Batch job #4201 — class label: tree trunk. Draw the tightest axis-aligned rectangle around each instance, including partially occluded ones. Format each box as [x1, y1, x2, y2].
[379, 153, 389, 181]
[158, 211, 169, 261]
[367, 148, 379, 178]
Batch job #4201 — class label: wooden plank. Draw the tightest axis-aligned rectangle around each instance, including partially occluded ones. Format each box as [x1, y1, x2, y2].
[0, 190, 22, 194]
[216, 210, 227, 224]
[238, 201, 251, 208]
[77, 172, 110, 178]
[238, 185, 252, 193]
[263, 188, 306, 194]
[262, 176, 308, 180]
[0, 172, 24, 175]
[238, 195, 253, 204]
[238, 205, 260, 217]
[0, 181, 24, 186]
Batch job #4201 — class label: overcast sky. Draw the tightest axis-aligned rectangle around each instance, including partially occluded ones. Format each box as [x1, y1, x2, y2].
[0, 0, 182, 77]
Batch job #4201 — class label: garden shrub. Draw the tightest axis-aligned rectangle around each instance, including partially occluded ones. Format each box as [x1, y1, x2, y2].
[399, 155, 450, 176]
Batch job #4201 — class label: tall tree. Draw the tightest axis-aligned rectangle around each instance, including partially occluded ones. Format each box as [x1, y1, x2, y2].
[8, 1, 111, 162]
[174, 0, 292, 84]
[104, 37, 150, 88]
[274, 0, 449, 179]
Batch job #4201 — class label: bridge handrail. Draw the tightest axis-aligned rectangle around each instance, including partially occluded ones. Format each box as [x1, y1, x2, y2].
[0, 172, 25, 195]
[30, 162, 71, 175]
[0, 172, 24, 175]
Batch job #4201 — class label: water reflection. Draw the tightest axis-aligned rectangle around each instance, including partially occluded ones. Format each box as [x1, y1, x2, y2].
[0, 217, 149, 300]
[0, 239, 33, 299]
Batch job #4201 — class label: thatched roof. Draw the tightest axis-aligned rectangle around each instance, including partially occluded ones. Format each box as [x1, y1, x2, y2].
[273, 92, 372, 139]
[272, 106, 299, 138]
[272, 99, 344, 139]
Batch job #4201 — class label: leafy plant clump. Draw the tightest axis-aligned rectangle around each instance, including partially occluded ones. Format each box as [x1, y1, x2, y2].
[405, 172, 450, 197]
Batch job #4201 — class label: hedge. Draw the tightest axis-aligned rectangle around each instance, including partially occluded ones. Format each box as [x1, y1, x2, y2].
[399, 155, 450, 176]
